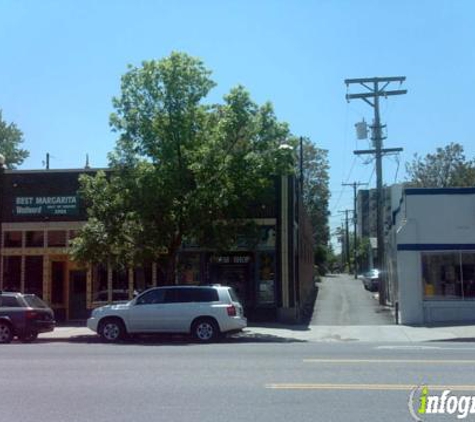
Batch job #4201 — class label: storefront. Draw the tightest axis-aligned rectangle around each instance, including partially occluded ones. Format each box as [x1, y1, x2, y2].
[388, 187, 475, 324]
[0, 169, 314, 323]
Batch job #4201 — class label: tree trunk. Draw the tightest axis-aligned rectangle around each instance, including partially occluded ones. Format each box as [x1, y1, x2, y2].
[165, 235, 182, 285]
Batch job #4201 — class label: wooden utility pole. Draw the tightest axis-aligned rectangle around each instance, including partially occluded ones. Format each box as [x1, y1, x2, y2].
[339, 209, 352, 272]
[342, 182, 368, 278]
[344, 76, 407, 304]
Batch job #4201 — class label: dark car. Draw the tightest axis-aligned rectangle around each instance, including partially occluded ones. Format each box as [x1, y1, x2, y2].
[0, 292, 56, 344]
[362, 269, 380, 292]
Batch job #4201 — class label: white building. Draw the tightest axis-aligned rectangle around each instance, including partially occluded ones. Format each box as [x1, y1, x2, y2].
[388, 186, 475, 325]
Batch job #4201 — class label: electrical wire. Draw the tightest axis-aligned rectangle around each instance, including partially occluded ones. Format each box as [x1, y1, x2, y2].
[394, 154, 401, 183]
[331, 156, 357, 214]
[367, 165, 376, 186]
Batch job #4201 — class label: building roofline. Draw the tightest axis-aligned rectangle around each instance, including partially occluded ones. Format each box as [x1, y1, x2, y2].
[4, 168, 109, 175]
[405, 187, 475, 195]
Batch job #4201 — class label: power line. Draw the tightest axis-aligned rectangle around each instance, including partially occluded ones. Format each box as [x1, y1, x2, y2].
[331, 156, 357, 214]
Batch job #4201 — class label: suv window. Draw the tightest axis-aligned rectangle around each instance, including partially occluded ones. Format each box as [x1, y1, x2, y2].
[164, 289, 191, 303]
[0, 296, 22, 307]
[136, 289, 165, 305]
[164, 288, 219, 303]
[227, 287, 240, 302]
[195, 288, 219, 302]
[23, 295, 49, 308]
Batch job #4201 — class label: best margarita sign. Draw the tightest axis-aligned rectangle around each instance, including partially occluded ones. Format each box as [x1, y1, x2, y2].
[14, 196, 79, 216]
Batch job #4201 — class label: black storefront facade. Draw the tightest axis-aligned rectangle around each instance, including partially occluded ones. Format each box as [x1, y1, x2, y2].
[0, 169, 314, 323]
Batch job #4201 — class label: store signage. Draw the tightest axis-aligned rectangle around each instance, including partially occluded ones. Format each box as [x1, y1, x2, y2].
[210, 255, 251, 264]
[14, 196, 79, 216]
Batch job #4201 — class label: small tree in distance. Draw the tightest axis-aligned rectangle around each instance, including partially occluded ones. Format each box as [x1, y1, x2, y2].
[0, 110, 29, 168]
[405, 142, 475, 187]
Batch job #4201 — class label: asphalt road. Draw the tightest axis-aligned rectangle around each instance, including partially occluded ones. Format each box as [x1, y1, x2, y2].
[310, 273, 394, 326]
[2, 339, 475, 422]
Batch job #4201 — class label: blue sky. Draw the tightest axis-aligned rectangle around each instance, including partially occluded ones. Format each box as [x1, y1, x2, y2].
[1, 0, 475, 247]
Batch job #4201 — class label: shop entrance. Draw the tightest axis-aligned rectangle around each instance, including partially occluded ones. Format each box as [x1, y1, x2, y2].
[50, 256, 88, 321]
[51, 260, 67, 321]
[69, 270, 88, 320]
[211, 264, 250, 305]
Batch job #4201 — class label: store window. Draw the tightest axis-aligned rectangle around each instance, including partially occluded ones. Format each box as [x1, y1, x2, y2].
[178, 253, 201, 285]
[134, 265, 154, 294]
[26, 231, 44, 248]
[112, 268, 129, 301]
[2, 256, 21, 291]
[4, 231, 22, 248]
[257, 252, 275, 305]
[51, 261, 66, 304]
[25, 256, 44, 297]
[259, 226, 276, 248]
[68, 230, 78, 245]
[92, 264, 108, 302]
[462, 253, 475, 298]
[422, 252, 475, 300]
[47, 231, 67, 247]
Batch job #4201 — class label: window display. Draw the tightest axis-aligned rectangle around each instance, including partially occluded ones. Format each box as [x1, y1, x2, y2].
[422, 252, 475, 300]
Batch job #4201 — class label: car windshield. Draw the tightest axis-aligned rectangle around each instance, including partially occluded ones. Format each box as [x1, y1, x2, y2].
[23, 295, 49, 309]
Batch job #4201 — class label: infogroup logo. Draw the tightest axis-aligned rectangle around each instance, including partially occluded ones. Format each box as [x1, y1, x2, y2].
[409, 386, 475, 420]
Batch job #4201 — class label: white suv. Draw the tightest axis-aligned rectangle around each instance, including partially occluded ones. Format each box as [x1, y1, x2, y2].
[87, 285, 247, 343]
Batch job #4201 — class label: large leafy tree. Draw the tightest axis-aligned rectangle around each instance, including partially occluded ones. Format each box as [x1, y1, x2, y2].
[71, 52, 295, 282]
[301, 138, 330, 248]
[0, 110, 29, 168]
[405, 142, 475, 187]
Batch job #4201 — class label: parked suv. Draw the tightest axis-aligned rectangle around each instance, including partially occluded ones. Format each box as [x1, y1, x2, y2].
[0, 292, 56, 344]
[87, 285, 247, 343]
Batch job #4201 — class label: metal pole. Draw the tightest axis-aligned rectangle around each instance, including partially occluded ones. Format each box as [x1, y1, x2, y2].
[345, 76, 406, 305]
[353, 186, 358, 278]
[373, 81, 386, 305]
[345, 210, 350, 271]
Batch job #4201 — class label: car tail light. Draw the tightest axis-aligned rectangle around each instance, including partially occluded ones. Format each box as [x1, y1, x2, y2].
[25, 310, 39, 320]
[226, 305, 237, 317]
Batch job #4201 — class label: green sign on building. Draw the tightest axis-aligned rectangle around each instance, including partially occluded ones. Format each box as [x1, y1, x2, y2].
[14, 196, 79, 216]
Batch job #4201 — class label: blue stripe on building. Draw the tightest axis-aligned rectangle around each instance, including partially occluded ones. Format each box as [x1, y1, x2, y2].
[397, 244, 475, 251]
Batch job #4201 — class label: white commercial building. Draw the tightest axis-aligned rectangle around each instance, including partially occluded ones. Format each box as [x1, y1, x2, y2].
[388, 187, 475, 325]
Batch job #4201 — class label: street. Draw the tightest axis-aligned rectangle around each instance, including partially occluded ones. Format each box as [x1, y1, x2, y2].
[3, 340, 475, 421]
[2, 274, 475, 422]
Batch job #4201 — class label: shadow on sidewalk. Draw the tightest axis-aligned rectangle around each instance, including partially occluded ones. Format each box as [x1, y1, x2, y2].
[428, 337, 475, 343]
[34, 331, 307, 346]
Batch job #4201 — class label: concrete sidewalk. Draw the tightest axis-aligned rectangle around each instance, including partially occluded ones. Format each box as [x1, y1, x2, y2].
[39, 323, 475, 343]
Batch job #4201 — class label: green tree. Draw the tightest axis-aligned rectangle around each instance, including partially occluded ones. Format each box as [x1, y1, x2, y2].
[301, 138, 330, 247]
[0, 110, 29, 168]
[71, 52, 295, 282]
[405, 142, 475, 187]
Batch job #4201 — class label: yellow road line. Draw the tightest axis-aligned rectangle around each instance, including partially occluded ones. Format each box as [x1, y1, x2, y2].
[265, 383, 475, 391]
[303, 359, 475, 364]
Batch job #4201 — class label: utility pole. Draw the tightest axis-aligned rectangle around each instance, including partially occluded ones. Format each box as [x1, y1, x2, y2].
[342, 182, 368, 279]
[340, 222, 345, 271]
[339, 209, 352, 272]
[344, 76, 406, 304]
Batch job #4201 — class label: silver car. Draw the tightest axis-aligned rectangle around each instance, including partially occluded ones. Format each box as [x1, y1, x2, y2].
[87, 285, 247, 343]
[362, 269, 380, 292]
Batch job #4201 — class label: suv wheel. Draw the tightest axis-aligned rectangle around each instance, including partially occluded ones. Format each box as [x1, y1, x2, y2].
[99, 318, 126, 343]
[192, 318, 219, 343]
[0, 321, 13, 344]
